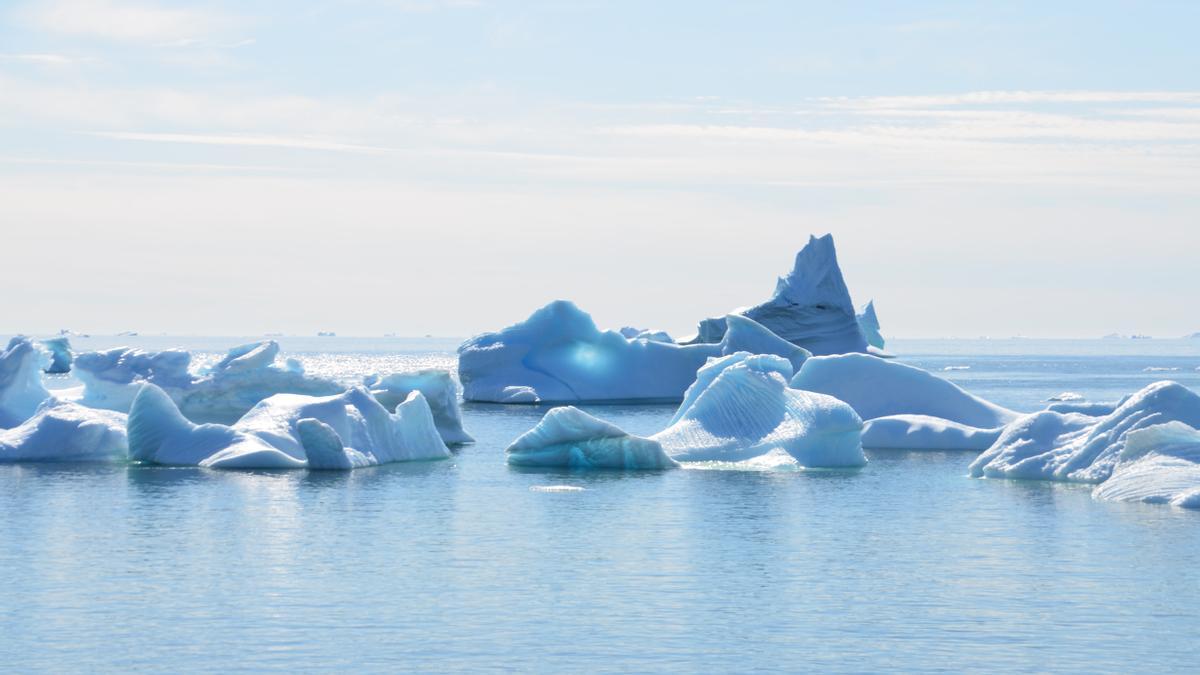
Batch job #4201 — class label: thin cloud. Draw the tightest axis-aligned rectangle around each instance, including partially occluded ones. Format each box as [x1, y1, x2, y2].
[0, 52, 94, 65]
[21, 0, 243, 44]
[86, 131, 390, 154]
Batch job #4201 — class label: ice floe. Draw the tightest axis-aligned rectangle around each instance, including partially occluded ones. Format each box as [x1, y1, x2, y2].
[1091, 422, 1200, 508]
[458, 301, 809, 403]
[506, 406, 677, 469]
[686, 234, 869, 356]
[128, 383, 450, 470]
[40, 336, 73, 374]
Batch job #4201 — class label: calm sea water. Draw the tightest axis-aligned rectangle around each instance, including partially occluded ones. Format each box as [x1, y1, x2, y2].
[3, 337, 1200, 672]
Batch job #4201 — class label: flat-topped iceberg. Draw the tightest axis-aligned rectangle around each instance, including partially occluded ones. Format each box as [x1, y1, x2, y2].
[73, 340, 342, 424]
[970, 381, 1200, 484]
[0, 337, 53, 429]
[506, 352, 865, 469]
[506, 406, 677, 469]
[459, 301, 809, 403]
[40, 336, 73, 374]
[787, 353, 1018, 450]
[1091, 422, 1200, 508]
[687, 234, 869, 355]
[0, 400, 128, 463]
[365, 370, 474, 444]
[128, 383, 450, 470]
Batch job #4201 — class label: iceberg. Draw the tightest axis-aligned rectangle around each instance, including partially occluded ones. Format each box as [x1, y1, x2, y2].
[40, 336, 73, 374]
[128, 383, 450, 470]
[458, 301, 809, 403]
[686, 234, 869, 355]
[72, 340, 342, 423]
[861, 415, 1003, 451]
[506, 406, 677, 469]
[507, 353, 865, 469]
[856, 300, 885, 351]
[791, 354, 1018, 428]
[0, 337, 53, 429]
[0, 400, 127, 463]
[364, 369, 474, 444]
[969, 381, 1200, 484]
[618, 327, 673, 343]
[1091, 422, 1200, 509]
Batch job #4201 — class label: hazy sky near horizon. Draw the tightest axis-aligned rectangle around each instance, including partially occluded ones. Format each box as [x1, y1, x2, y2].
[2, 0, 1198, 338]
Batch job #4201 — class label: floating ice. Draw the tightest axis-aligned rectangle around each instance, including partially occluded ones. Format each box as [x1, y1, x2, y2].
[72, 341, 342, 423]
[0, 337, 53, 429]
[128, 383, 450, 470]
[1047, 392, 1086, 402]
[506, 353, 864, 469]
[792, 354, 1017, 429]
[654, 353, 865, 466]
[365, 369, 474, 444]
[942, 366, 971, 371]
[1144, 366, 1179, 373]
[506, 406, 677, 469]
[686, 234, 869, 356]
[0, 400, 127, 463]
[970, 381, 1200, 484]
[861, 415, 1003, 451]
[40, 336, 73, 374]
[856, 300, 885, 351]
[618, 327, 673, 343]
[458, 301, 809, 403]
[1091, 422, 1200, 509]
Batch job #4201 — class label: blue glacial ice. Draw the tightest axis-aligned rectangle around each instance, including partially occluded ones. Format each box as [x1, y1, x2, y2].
[72, 340, 342, 423]
[507, 352, 865, 469]
[128, 383, 450, 470]
[0, 337, 53, 429]
[686, 234, 870, 356]
[40, 336, 73, 374]
[458, 301, 809, 403]
[969, 381, 1200, 485]
[856, 300, 885, 351]
[506, 406, 677, 469]
[364, 370, 474, 444]
[790, 353, 1019, 449]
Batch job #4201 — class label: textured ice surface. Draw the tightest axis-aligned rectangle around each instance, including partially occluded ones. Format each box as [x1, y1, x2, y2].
[458, 301, 809, 403]
[40, 336, 73, 374]
[0, 337, 53, 429]
[688, 234, 869, 355]
[652, 353, 865, 467]
[506, 406, 677, 469]
[365, 369, 473, 444]
[791, 354, 1018, 428]
[128, 383, 449, 470]
[73, 341, 342, 423]
[970, 381, 1200, 484]
[0, 400, 127, 463]
[1091, 422, 1200, 508]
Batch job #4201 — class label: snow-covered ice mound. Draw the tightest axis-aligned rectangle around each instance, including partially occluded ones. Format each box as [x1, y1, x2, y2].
[789, 353, 1017, 449]
[128, 383, 450, 470]
[365, 370, 474, 444]
[40, 336, 73, 374]
[458, 301, 809, 403]
[0, 337, 53, 429]
[653, 353, 865, 466]
[1091, 422, 1200, 509]
[789, 354, 1019, 427]
[73, 340, 342, 423]
[970, 381, 1200, 484]
[506, 406, 677, 469]
[0, 400, 128, 463]
[687, 234, 869, 356]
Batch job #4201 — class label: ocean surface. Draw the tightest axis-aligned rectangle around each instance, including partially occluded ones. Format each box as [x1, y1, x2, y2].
[3, 336, 1200, 672]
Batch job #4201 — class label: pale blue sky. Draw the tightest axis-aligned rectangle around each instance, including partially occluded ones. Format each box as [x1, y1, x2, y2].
[2, 1, 1198, 338]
